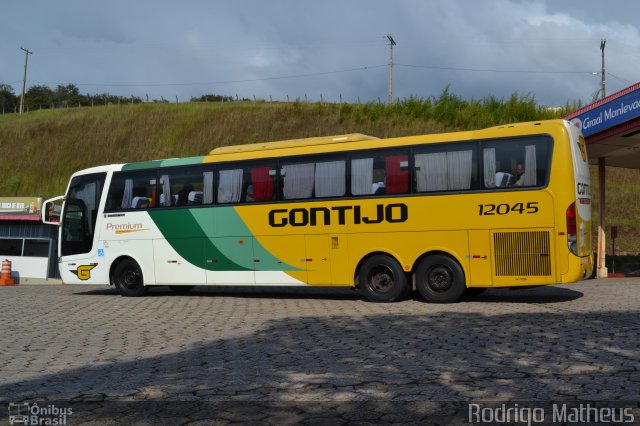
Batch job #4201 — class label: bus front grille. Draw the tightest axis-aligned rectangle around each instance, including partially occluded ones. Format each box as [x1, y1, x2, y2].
[493, 231, 551, 276]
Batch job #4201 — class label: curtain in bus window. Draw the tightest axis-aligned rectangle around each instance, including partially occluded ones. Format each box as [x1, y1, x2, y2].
[160, 175, 171, 206]
[283, 163, 315, 199]
[415, 152, 447, 191]
[351, 158, 374, 195]
[218, 169, 243, 203]
[315, 160, 345, 197]
[447, 150, 473, 190]
[524, 145, 537, 186]
[203, 171, 214, 204]
[121, 179, 133, 209]
[250, 167, 274, 201]
[483, 148, 496, 188]
[385, 155, 408, 194]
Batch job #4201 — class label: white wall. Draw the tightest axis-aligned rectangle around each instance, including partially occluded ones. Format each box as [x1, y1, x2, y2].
[3, 256, 48, 279]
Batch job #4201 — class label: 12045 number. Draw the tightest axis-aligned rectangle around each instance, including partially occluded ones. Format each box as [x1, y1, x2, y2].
[478, 202, 539, 215]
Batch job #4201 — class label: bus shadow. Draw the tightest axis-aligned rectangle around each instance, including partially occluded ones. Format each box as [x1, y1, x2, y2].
[73, 285, 362, 301]
[459, 286, 584, 304]
[74, 284, 582, 304]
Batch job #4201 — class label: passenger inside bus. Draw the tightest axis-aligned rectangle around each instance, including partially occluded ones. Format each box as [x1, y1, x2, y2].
[511, 164, 525, 186]
[175, 184, 194, 206]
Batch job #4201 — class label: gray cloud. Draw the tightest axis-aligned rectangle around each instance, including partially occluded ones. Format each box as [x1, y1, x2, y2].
[0, 0, 638, 105]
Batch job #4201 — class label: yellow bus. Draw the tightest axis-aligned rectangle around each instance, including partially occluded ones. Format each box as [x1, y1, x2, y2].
[43, 119, 592, 303]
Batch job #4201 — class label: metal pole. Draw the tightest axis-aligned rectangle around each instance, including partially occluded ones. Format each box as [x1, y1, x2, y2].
[387, 35, 396, 105]
[597, 157, 607, 278]
[600, 39, 606, 99]
[19, 47, 32, 115]
[612, 235, 615, 274]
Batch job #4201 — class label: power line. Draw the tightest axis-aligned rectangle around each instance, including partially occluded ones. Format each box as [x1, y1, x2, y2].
[606, 72, 633, 85]
[395, 63, 594, 75]
[28, 64, 388, 88]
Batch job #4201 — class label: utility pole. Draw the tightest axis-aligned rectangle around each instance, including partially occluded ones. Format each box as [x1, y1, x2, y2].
[19, 47, 32, 115]
[387, 34, 396, 105]
[600, 39, 606, 99]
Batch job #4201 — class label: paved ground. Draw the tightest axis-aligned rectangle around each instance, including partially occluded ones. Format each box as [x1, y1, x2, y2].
[0, 279, 639, 424]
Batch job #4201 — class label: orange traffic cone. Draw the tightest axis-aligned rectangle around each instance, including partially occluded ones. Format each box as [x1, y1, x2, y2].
[0, 259, 15, 286]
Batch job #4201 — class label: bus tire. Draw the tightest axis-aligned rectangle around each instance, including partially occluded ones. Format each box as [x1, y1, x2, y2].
[169, 285, 194, 293]
[359, 254, 408, 303]
[113, 258, 147, 297]
[415, 255, 465, 303]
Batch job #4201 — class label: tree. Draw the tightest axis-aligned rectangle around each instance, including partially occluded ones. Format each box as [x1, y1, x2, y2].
[54, 84, 86, 107]
[25, 85, 55, 110]
[0, 84, 18, 113]
[190, 94, 234, 102]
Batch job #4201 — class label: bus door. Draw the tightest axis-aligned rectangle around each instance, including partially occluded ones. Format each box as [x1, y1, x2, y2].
[59, 173, 107, 284]
[305, 234, 349, 285]
[467, 230, 493, 286]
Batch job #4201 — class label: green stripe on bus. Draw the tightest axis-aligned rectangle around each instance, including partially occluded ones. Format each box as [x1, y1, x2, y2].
[191, 207, 301, 271]
[149, 207, 299, 272]
[122, 156, 205, 171]
[148, 208, 251, 271]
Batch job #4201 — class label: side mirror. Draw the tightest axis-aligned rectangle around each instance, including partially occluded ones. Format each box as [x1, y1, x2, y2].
[42, 195, 64, 226]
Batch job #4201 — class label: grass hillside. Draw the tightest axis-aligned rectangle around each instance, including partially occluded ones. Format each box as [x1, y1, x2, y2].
[1, 93, 639, 253]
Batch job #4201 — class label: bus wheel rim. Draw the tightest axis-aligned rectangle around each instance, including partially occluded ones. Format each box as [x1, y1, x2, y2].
[122, 268, 140, 289]
[427, 266, 453, 292]
[369, 265, 395, 293]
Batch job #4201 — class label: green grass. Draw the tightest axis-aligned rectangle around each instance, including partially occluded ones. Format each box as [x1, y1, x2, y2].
[0, 91, 637, 253]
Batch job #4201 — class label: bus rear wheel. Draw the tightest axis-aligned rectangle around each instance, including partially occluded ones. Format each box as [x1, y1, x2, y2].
[415, 255, 465, 303]
[359, 254, 408, 303]
[113, 258, 147, 297]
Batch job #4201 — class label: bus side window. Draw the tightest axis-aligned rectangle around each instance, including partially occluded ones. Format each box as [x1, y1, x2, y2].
[280, 158, 345, 200]
[217, 163, 276, 203]
[247, 165, 276, 202]
[281, 162, 315, 199]
[107, 173, 156, 210]
[482, 137, 548, 190]
[414, 142, 476, 193]
[158, 167, 211, 207]
[351, 152, 408, 196]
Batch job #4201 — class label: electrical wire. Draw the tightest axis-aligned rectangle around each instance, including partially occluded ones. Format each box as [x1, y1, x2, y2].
[396, 63, 594, 75]
[27, 65, 388, 87]
[606, 72, 634, 85]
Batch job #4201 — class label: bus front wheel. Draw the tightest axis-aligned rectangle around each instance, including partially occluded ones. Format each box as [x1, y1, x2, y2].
[113, 258, 147, 297]
[359, 254, 408, 303]
[415, 255, 465, 303]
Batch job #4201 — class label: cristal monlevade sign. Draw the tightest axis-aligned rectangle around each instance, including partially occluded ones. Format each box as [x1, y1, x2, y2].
[570, 87, 640, 138]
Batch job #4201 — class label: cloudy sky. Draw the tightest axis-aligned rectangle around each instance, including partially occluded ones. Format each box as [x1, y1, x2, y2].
[1, 0, 638, 106]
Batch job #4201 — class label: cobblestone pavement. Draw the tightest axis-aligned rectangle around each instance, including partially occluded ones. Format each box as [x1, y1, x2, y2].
[1, 279, 639, 424]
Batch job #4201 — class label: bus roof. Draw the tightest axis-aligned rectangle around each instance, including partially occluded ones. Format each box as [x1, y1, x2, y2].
[79, 119, 569, 173]
[208, 133, 379, 155]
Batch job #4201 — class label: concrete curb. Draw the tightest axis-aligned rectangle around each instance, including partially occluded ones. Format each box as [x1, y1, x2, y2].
[15, 277, 63, 285]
